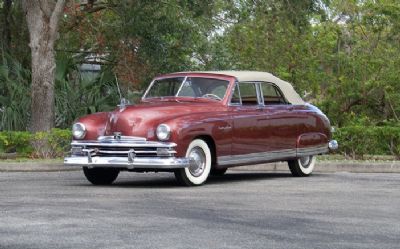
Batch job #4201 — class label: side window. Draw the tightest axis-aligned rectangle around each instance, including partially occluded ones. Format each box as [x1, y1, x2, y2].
[230, 84, 241, 105]
[261, 83, 287, 105]
[239, 83, 258, 105]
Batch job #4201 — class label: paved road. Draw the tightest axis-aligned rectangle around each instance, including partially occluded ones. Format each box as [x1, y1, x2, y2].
[0, 171, 399, 249]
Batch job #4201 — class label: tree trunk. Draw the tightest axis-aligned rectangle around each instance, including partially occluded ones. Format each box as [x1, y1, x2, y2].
[30, 41, 56, 132]
[2, 0, 12, 51]
[22, 0, 66, 132]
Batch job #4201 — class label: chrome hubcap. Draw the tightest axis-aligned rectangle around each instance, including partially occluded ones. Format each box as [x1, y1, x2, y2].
[299, 156, 312, 168]
[188, 147, 206, 177]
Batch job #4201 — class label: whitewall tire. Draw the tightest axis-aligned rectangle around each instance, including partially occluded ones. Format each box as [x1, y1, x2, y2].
[288, 155, 316, 177]
[174, 139, 212, 186]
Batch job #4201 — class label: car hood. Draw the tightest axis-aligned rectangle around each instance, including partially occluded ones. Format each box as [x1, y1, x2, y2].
[104, 101, 223, 138]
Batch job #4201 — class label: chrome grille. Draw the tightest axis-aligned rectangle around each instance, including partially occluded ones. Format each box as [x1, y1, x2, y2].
[85, 146, 171, 157]
[70, 137, 177, 158]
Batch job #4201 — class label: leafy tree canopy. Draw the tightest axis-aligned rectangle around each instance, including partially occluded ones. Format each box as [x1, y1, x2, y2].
[0, 0, 399, 130]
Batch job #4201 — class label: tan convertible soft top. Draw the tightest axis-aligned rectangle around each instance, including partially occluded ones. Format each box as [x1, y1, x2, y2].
[186, 71, 305, 105]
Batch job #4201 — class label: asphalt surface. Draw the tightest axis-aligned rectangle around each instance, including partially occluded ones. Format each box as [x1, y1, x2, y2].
[0, 171, 399, 249]
[1, 160, 400, 173]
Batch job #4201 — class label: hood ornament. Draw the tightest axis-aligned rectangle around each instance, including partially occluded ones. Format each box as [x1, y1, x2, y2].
[113, 132, 122, 140]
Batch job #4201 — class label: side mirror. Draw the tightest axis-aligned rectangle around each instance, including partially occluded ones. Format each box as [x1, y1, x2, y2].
[118, 98, 131, 108]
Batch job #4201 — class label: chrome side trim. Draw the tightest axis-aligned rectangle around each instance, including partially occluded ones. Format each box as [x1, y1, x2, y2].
[218, 149, 296, 166]
[297, 145, 329, 157]
[218, 144, 331, 166]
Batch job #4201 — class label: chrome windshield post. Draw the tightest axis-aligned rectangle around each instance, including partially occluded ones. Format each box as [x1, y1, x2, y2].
[141, 79, 156, 100]
[175, 76, 188, 97]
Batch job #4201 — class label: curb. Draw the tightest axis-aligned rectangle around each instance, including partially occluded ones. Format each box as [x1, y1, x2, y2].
[0, 162, 80, 172]
[0, 161, 399, 173]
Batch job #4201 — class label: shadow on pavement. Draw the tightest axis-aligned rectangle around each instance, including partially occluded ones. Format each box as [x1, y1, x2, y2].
[104, 171, 295, 188]
[207, 172, 293, 185]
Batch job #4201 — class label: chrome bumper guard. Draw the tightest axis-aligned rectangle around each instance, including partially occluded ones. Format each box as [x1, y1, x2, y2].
[328, 140, 339, 151]
[64, 136, 192, 169]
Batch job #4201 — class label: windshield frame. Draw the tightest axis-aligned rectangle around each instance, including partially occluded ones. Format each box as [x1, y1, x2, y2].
[142, 75, 231, 102]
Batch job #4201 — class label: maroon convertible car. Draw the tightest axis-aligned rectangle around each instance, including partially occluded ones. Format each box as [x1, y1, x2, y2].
[64, 71, 338, 186]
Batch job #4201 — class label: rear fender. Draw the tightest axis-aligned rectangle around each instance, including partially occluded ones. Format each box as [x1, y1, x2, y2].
[296, 132, 328, 157]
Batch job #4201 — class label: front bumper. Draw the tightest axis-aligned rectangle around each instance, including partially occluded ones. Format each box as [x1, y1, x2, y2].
[64, 136, 192, 169]
[64, 156, 192, 169]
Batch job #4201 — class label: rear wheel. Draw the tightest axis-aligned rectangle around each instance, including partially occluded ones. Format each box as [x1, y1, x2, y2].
[83, 167, 120, 185]
[174, 139, 212, 186]
[288, 155, 316, 177]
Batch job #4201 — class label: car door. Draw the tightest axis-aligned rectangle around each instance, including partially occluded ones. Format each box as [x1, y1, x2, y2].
[229, 82, 266, 155]
[258, 82, 298, 157]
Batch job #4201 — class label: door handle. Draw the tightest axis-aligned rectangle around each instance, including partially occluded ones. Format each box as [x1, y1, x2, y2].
[218, 125, 232, 130]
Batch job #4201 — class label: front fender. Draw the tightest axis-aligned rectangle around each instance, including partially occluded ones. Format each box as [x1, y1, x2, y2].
[76, 112, 109, 140]
[163, 113, 232, 157]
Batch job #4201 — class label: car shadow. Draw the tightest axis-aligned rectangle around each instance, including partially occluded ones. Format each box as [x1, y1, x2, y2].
[106, 171, 295, 188]
[207, 171, 293, 185]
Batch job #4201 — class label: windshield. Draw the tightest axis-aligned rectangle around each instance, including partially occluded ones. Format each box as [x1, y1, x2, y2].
[144, 77, 229, 101]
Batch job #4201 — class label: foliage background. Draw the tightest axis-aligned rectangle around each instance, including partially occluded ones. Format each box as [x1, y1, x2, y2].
[0, 0, 399, 157]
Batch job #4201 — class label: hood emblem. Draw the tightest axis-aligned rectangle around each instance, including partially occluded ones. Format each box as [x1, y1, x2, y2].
[114, 132, 122, 140]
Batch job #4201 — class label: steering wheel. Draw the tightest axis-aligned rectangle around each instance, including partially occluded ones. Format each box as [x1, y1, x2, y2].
[201, 93, 222, 101]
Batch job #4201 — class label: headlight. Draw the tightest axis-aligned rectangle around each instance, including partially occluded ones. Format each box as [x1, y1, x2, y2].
[72, 122, 86, 139]
[156, 124, 171, 141]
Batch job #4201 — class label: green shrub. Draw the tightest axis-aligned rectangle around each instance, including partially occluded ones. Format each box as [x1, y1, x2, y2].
[0, 129, 71, 158]
[334, 126, 400, 159]
[0, 131, 33, 156]
[31, 129, 71, 158]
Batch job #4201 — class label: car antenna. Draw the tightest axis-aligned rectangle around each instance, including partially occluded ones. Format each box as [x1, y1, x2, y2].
[115, 74, 123, 100]
[115, 74, 130, 107]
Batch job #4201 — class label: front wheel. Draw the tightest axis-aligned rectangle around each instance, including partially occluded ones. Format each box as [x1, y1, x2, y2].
[174, 139, 212, 186]
[83, 167, 120, 185]
[210, 168, 227, 176]
[288, 155, 316, 177]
